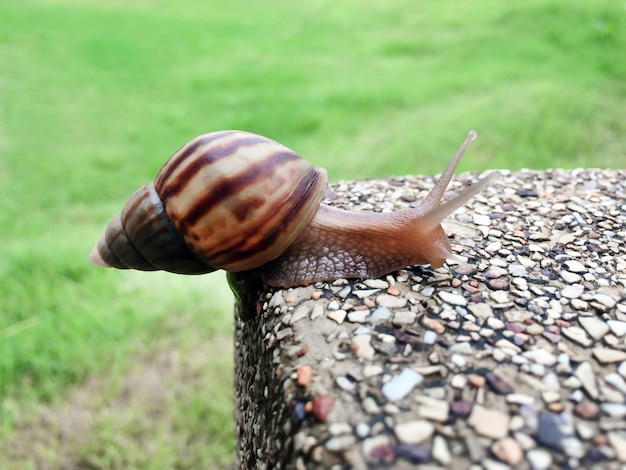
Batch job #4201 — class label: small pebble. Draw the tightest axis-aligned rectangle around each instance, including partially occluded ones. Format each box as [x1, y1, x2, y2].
[394, 420, 434, 444]
[327, 309, 347, 324]
[438, 291, 467, 306]
[579, 316, 610, 340]
[473, 214, 492, 226]
[290, 305, 310, 324]
[601, 403, 626, 417]
[508, 264, 527, 277]
[370, 306, 391, 321]
[491, 437, 523, 466]
[363, 364, 383, 377]
[485, 371, 514, 395]
[562, 326, 592, 347]
[376, 294, 407, 308]
[326, 434, 357, 451]
[415, 395, 449, 422]
[562, 284, 584, 299]
[422, 316, 445, 334]
[605, 372, 626, 394]
[594, 293, 617, 309]
[450, 353, 467, 368]
[608, 320, 626, 337]
[387, 286, 400, 296]
[431, 435, 451, 465]
[607, 432, 626, 462]
[565, 260, 586, 273]
[335, 376, 356, 392]
[395, 443, 431, 464]
[560, 270, 582, 283]
[574, 398, 600, 420]
[347, 310, 368, 323]
[450, 400, 473, 418]
[381, 368, 423, 401]
[526, 449, 552, 470]
[312, 395, 334, 421]
[364, 279, 389, 289]
[536, 411, 570, 452]
[297, 365, 312, 386]
[523, 348, 557, 367]
[450, 374, 468, 388]
[467, 405, 510, 439]
[488, 278, 510, 290]
[423, 330, 437, 345]
[362, 435, 394, 464]
[593, 347, 626, 364]
[351, 335, 375, 360]
[575, 362, 599, 399]
[393, 310, 417, 325]
[448, 342, 473, 355]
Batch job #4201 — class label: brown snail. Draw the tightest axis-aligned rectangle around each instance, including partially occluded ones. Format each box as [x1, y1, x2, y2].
[90, 130, 497, 287]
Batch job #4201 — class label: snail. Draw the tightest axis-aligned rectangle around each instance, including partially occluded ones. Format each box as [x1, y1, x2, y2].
[90, 130, 497, 287]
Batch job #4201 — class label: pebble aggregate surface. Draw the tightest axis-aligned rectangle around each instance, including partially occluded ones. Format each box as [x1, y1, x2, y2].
[234, 169, 625, 469]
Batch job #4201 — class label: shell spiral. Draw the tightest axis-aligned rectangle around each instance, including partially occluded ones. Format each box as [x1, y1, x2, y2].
[91, 130, 328, 274]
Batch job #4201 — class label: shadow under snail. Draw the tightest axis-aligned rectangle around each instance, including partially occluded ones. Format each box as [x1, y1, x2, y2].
[90, 130, 498, 288]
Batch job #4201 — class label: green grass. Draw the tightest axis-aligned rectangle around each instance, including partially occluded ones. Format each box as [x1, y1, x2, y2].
[0, 0, 624, 466]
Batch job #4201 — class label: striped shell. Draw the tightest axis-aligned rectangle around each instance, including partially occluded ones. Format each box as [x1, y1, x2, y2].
[91, 130, 328, 274]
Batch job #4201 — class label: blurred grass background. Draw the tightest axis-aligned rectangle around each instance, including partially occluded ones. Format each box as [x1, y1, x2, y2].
[0, 0, 624, 467]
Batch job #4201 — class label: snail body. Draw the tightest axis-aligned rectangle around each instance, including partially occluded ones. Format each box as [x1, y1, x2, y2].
[91, 130, 496, 287]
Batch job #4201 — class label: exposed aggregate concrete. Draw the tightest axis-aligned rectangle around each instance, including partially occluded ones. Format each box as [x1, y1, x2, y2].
[234, 168, 625, 469]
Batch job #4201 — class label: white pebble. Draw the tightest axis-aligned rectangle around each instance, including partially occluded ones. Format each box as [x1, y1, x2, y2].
[448, 342, 474, 355]
[311, 304, 324, 320]
[438, 291, 467, 306]
[601, 403, 626, 417]
[381, 368, 423, 401]
[562, 284, 584, 299]
[473, 214, 492, 226]
[450, 353, 467, 368]
[355, 422, 370, 438]
[579, 316, 610, 340]
[376, 294, 407, 308]
[421, 286, 435, 296]
[594, 293, 617, 308]
[432, 434, 451, 465]
[370, 306, 391, 321]
[523, 349, 557, 367]
[565, 260, 586, 273]
[415, 396, 449, 422]
[347, 310, 368, 323]
[508, 264, 527, 277]
[423, 330, 437, 345]
[394, 420, 434, 444]
[560, 270, 582, 283]
[608, 320, 626, 337]
[289, 305, 309, 324]
[335, 376, 355, 392]
[363, 364, 383, 377]
[364, 279, 389, 289]
[351, 335, 375, 360]
[268, 291, 284, 308]
[527, 449, 552, 470]
[393, 310, 416, 325]
[327, 309, 347, 324]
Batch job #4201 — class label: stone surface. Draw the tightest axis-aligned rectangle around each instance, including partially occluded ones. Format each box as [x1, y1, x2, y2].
[233, 168, 626, 469]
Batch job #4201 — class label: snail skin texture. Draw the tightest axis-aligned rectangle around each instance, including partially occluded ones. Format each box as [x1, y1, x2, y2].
[90, 130, 497, 287]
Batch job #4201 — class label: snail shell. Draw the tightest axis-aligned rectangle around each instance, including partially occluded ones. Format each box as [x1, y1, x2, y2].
[91, 130, 328, 274]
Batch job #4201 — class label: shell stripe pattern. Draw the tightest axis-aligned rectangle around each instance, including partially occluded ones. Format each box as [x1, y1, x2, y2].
[154, 131, 328, 272]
